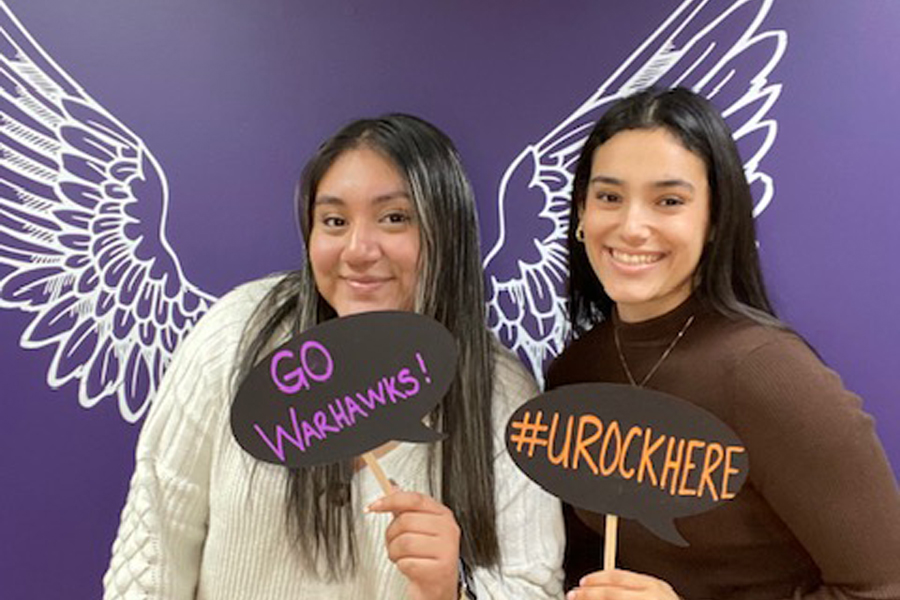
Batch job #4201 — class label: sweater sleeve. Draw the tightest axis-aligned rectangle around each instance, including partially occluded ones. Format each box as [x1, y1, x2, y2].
[730, 335, 900, 600]
[102, 282, 268, 599]
[472, 346, 566, 600]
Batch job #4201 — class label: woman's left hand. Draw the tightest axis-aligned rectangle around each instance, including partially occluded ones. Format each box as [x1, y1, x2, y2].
[567, 569, 679, 600]
[367, 490, 461, 600]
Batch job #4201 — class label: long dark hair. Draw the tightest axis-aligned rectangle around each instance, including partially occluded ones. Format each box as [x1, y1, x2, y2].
[567, 87, 780, 334]
[234, 114, 499, 578]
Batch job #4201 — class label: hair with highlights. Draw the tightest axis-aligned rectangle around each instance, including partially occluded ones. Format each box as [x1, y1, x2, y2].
[236, 114, 498, 578]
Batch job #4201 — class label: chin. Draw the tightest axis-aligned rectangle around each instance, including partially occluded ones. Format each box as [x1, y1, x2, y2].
[604, 285, 656, 306]
[335, 304, 378, 317]
[336, 300, 403, 317]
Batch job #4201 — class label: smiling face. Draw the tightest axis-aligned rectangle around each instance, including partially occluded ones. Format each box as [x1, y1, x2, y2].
[308, 146, 421, 317]
[579, 128, 710, 323]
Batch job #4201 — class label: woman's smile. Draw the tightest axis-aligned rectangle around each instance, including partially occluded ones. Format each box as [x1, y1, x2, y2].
[606, 247, 667, 267]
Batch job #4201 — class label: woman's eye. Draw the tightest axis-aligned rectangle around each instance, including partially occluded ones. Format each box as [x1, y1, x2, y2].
[659, 196, 685, 207]
[595, 192, 621, 204]
[321, 215, 346, 228]
[382, 211, 413, 225]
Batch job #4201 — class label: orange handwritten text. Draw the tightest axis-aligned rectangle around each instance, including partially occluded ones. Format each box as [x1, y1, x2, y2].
[509, 410, 745, 500]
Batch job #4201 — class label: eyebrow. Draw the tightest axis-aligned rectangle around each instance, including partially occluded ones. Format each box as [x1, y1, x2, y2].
[313, 191, 411, 206]
[589, 175, 695, 192]
[653, 179, 696, 192]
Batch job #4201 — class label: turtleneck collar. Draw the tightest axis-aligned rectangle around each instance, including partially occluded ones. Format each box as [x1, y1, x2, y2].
[611, 295, 704, 344]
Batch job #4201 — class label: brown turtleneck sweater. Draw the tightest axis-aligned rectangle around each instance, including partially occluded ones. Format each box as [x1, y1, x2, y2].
[546, 297, 900, 600]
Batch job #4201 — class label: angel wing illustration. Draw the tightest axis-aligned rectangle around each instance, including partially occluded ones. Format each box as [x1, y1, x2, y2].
[0, 0, 786, 423]
[0, 1, 216, 422]
[484, 0, 787, 383]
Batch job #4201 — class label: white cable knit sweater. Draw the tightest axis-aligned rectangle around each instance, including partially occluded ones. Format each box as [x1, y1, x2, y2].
[102, 278, 565, 599]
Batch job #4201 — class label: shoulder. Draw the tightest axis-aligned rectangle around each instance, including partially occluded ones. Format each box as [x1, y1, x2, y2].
[545, 323, 610, 389]
[693, 312, 857, 407]
[712, 318, 873, 455]
[150, 274, 289, 406]
[134, 275, 290, 440]
[713, 318, 840, 400]
[177, 275, 287, 358]
[131, 275, 288, 462]
[197, 275, 286, 334]
[490, 339, 540, 429]
[688, 310, 817, 381]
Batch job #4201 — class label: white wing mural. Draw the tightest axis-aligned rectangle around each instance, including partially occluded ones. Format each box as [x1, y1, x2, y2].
[484, 0, 787, 383]
[0, 1, 215, 422]
[0, 0, 787, 423]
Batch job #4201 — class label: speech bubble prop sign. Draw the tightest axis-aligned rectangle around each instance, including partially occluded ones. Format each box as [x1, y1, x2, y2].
[232, 311, 457, 468]
[506, 383, 748, 546]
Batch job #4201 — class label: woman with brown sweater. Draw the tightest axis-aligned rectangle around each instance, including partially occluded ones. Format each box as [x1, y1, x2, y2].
[548, 88, 900, 600]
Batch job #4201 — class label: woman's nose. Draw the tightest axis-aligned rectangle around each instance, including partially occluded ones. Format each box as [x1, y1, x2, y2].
[619, 203, 651, 243]
[343, 223, 381, 264]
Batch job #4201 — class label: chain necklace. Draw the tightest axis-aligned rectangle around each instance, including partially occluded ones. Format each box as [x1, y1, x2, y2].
[613, 315, 695, 388]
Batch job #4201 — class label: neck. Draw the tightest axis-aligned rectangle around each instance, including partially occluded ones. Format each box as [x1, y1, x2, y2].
[616, 295, 691, 323]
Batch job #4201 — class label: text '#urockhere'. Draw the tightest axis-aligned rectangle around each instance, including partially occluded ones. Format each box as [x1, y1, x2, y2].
[509, 409, 745, 500]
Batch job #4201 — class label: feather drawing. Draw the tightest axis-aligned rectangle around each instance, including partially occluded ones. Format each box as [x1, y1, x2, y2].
[483, 0, 786, 383]
[0, 0, 786, 422]
[0, 1, 215, 422]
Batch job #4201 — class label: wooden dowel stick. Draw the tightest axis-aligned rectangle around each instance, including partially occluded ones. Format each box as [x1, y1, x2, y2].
[604, 514, 618, 571]
[362, 451, 393, 495]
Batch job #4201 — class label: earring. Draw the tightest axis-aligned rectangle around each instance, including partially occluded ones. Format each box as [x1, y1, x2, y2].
[575, 224, 585, 242]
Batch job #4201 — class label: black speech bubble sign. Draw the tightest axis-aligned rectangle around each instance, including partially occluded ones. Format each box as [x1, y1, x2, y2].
[506, 383, 748, 546]
[231, 311, 457, 468]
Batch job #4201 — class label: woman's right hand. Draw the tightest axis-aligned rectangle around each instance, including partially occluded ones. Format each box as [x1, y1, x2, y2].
[566, 569, 679, 600]
[367, 490, 461, 600]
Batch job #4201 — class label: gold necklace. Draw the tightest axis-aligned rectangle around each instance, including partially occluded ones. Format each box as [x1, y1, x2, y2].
[613, 315, 695, 388]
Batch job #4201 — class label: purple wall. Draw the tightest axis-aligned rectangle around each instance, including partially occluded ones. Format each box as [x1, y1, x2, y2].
[1, 0, 897, 597]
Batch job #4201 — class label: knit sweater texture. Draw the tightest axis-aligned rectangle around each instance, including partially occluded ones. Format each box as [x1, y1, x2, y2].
[546, 296, 900, 600]
[103, 278, 565, 599]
